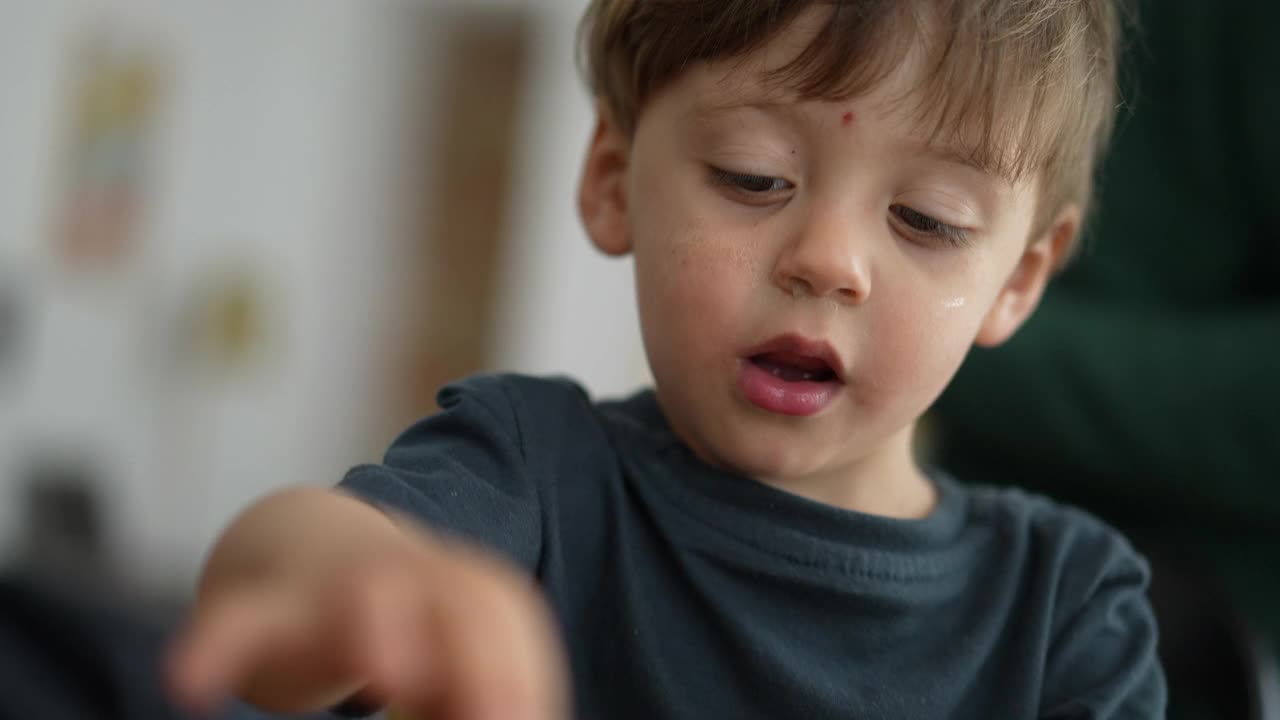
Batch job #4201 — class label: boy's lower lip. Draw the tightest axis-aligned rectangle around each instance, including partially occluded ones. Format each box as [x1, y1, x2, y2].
[737, 359, 842, 417]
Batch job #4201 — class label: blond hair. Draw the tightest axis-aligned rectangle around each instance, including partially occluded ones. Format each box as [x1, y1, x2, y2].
[579, 0, 1124, 247]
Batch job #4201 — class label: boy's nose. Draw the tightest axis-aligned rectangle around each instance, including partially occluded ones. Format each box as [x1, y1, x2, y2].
[771, 220, 871, 305]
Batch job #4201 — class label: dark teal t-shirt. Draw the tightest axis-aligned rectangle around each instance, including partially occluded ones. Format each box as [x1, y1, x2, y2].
[341, 374, 1166, 719]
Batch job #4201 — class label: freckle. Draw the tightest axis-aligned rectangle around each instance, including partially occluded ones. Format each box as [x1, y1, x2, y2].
[841, 111, 856, 127]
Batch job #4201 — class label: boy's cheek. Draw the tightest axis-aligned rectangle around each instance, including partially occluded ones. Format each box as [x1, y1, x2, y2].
[642, 225, 757, 308]
[855, 304, 978, 405]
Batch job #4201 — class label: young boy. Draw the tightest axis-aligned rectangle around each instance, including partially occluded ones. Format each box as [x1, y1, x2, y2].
[170, 1, 1166, 718]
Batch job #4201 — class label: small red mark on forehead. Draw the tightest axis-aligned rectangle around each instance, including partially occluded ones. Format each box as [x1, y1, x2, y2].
[841, 111, 856, 126]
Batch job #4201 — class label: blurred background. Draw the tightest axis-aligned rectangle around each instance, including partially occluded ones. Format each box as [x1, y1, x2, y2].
[0, 0, 647, 604]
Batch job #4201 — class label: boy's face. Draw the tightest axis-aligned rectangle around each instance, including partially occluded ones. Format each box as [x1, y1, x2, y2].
[580, 10, 1074, 506]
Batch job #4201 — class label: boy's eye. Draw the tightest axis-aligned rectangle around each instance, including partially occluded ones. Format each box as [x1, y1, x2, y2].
[891, 204, 970, 248]
[710, 167, 794, 196]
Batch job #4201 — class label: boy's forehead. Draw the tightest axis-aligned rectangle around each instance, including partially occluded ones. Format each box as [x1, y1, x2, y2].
[680, 65, 1017, 185]
[680, 9, 933, 132]
[673, 2, 1047, 186]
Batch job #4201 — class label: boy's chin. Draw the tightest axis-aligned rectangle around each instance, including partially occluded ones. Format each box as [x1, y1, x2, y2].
[711, 435, 843, 486]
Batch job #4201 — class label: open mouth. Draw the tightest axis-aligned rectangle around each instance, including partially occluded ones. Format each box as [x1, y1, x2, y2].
[748, 351, 839, 384]
[737, 335, 845, 417]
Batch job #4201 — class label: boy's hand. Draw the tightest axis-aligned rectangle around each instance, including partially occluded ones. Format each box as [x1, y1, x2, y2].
[168, 532, 569, 720]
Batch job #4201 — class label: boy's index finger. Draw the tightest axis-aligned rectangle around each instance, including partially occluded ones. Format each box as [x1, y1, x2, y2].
[166, 593, 263, 713]
[166, 589, 304, 714]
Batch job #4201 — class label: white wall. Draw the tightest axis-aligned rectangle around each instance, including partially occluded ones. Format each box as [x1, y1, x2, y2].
[0, 0, 643, 594]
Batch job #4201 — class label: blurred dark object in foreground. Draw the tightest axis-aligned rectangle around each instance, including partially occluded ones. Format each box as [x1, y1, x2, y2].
[0, 572, 334, 720]
[22, 458, 109, 582]
[1, 456, 325, 719]
[0, 572, 188, 720]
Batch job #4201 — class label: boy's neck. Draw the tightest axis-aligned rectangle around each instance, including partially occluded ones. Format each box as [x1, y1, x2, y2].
[759, 425, 938, 520]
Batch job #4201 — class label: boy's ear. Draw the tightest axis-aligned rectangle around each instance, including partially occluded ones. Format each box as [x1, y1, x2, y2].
[974, 205, 1079, 347]
[578, 102, 633, 256]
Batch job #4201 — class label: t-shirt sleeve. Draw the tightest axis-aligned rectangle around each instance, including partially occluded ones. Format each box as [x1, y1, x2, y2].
[1039, 522, 1167, 719]
[338, 374, 545, 572]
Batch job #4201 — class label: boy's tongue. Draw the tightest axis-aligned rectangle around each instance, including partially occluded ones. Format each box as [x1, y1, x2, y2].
[752, 351, 837, 383]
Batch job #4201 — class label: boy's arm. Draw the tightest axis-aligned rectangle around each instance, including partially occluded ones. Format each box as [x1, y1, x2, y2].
[197, 486, 410, 593]
[933, 292, 1280, 524]
[194, 372, 546, 635]
[178, 486, 420, 712]
[1038, 529, 1167, 718]
[173, 484, 567, 718]
[171, 375, 570, 717]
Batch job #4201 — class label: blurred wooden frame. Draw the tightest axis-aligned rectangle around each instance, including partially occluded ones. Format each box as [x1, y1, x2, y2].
[390, 8, 530, 434]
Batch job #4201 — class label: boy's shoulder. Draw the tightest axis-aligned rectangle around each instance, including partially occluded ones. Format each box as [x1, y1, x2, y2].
[958, 478, 1152, 623]
[963, 480, 1139, 556]
[439, 371, 593, 413]
[956, 481, 1164, 711]
[429, 372, 599, 441]
[437, 371, 660, 441]
[428, 371, 655, 464]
